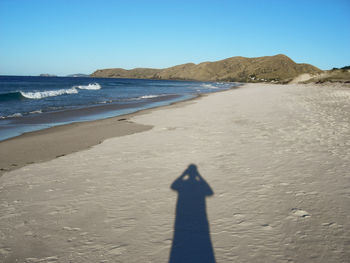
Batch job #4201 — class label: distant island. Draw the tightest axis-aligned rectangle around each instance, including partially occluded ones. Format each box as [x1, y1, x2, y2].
[39, 73, 90, 77]
[91, 54, 323, 84]
[40, 73, 57, 77]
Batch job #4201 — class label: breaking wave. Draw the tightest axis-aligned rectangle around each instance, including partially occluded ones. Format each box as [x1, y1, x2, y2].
[0, 83, 101, 101]
[74, 83, 101, 90]
[7, 112, 23, 118]
[20, 88, 78, 99]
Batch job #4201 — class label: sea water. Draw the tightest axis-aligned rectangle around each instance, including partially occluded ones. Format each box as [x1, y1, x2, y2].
[0, 76, 237, 141]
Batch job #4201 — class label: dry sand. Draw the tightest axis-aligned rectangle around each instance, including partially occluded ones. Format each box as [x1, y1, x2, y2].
[0, 83, 349, 262]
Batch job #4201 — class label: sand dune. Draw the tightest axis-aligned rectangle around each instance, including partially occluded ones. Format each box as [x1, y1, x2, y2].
[0, 83, 349, 262]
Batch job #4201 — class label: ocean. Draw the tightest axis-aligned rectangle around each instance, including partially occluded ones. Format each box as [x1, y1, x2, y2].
[0, 76, 237, 141]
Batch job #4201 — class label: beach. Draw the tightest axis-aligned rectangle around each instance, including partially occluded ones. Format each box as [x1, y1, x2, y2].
[0, 83, 349, 262]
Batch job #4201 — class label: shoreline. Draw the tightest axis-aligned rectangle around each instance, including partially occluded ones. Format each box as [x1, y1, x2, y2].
[0, 91, 212, 176]
[0, 93, 186, 142]
[0, 76, 237, 142]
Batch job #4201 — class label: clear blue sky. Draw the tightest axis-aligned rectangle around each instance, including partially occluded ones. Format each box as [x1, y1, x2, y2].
[1, 0, 349, 76]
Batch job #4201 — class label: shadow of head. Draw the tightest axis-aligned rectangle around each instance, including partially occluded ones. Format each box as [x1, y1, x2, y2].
[181, 164, 201, 181]
[171, 164, 213, 197]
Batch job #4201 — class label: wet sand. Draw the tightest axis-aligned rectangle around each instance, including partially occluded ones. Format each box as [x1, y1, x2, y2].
[0, 94, 195, 175]
[0, 116, 151, 175]
[0, 83, 349, 262]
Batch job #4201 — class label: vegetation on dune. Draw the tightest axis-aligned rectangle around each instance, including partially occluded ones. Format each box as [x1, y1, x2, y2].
[303, 67, 350, 84]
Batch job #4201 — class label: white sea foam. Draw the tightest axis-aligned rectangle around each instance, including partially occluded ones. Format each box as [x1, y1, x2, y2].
[8, 113, 23, 118]
[139, 95, 159, 99]
[74, 83, 101, 90]
[127, 95, 163, 101]
[20, 88, 78, 99]
[201, 83, 219, 89]
[99, 100, 112, 104]
[30, 109, 43, 114]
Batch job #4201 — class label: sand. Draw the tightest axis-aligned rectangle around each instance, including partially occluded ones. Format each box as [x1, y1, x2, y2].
[0, 83, 349, 262]
[0, 113, 152, 176]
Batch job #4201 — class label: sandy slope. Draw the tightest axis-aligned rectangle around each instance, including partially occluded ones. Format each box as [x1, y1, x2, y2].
[0, 83, 349, 262]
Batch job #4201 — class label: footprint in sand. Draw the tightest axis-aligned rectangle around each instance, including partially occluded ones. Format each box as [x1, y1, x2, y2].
[25, 256, 58, 262]
[322, 222, 334, 227]
[0, 247, 12, 256]
[261, 223, 273, 230]
[233, 213, 245, 224]
[62, 226, 81, 231]
[24, 231, 34, 236]
[291, 208, 311, 218]
[106, 245, 127, 256]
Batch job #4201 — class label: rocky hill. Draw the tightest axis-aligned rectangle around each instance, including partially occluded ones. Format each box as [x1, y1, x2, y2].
[91, 54, 322, 83]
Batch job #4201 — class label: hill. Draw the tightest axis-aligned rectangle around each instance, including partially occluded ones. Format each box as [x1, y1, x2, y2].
[91, 54, 322, 83]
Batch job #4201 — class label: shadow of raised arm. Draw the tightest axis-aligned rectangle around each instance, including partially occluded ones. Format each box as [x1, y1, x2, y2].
[171, 164, 213, 196]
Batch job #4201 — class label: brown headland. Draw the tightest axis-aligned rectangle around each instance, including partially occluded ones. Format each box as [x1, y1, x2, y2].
[91, 54, 322, 83]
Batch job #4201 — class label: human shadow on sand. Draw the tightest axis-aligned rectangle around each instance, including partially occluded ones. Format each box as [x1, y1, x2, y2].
[169, 164, 215, 263]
